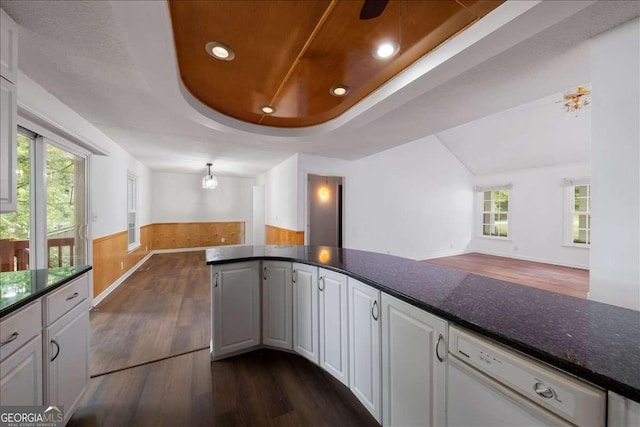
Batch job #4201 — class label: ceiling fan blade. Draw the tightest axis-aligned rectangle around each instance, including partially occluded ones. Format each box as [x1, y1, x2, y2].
[359, 0, 389, 20]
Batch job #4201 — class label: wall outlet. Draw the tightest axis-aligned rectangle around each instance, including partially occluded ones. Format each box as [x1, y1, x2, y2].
[513, 245, 519, 252]
[120, 261, 124, 270]
[145, 245, 148, 251]
[221, 237, 226, 243]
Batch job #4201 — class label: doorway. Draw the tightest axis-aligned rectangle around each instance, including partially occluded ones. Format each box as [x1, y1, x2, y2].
[307, 174, 344, 247]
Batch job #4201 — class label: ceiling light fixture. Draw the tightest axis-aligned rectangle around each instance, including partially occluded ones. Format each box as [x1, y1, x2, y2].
[260, 105, 276, 114]
[205, 41, 235, 61]
[202, 163, 218, 189]
[330, 85, 350, 97]
[563, 86, 591, 115]
[373, 41, 399, 59]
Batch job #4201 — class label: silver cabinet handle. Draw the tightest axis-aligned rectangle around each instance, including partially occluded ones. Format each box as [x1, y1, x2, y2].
[0, 332, 19, 347]
[263, 267, 267, 281]
[436, 334, 445, 363]
[66, 292, 79, 301]
[371, 300, 379, 321]
[292, 270, 296, 283]
[318, 276, 325, 291]
[214, 272, 219, 288]
[533, 382, 555, 399]
[50, 339, 60, 362]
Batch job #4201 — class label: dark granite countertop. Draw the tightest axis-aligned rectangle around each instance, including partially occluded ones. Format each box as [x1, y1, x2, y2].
[0, 265, 92, 318]
[206, 245, 640, 403]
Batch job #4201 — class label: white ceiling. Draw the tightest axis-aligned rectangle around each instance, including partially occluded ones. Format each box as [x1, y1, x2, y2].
[1, 0, 638, 177]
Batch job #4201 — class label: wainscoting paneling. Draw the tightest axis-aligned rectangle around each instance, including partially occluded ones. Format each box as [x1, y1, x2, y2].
[265, 225, 304, 245]
[153, 222, 245, 249]
[92, 225, 154, 298]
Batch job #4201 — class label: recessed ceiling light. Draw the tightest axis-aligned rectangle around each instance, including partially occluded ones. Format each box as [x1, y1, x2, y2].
[373, 41, 399, 59]
[205, 41, 235, 61]
[260, 105, 276, 114]
[330, 85, 350, 97]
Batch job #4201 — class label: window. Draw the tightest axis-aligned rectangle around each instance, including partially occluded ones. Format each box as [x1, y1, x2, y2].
[0, 126, 88, 272]
[571, 184, 591, 245]
[127, 173, 138, 250]
[482, 188, 509, 238]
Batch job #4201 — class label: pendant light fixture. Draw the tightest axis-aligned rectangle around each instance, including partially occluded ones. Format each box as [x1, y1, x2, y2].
[202, 163, 218, 189]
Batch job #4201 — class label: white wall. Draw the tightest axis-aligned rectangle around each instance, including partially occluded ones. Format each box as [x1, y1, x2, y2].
[589, 18, 640, 311]
[16, 72, 152, 239]
[469, 163, 591, 269]
[346, 135, 474, 260]
[150, 172, 255, 243]
[263, 154, 299, 230]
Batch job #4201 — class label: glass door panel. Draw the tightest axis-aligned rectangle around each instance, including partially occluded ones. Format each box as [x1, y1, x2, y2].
[46, 143, 86, 268]
[0, 132, 32, 272]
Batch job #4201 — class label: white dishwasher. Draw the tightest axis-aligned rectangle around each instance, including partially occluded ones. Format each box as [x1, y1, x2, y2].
[447, 326, 606, 427]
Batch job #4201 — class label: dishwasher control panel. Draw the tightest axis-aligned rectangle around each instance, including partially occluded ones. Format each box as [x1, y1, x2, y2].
[449, 326, 606, 427]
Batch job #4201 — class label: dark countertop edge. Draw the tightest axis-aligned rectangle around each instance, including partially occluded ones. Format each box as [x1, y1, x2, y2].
[0, 266, 93, 319]
[207, 256, 640, 403]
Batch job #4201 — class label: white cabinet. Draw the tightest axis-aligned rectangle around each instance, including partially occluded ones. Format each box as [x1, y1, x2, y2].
[381, 293, 447, 427]
[292, 262, 319, 364]
[318, 267, 349, 386]
[0, 300, 42, 406]
[0, 9, 18, 84]
[0, 9, 17, 213]
[45, 300, 89, 425]
[348, 277, 381, 423]
[262, 260, 292, 350]
[608, 392, 640, 427]
[0, 76, 17, 213]
[211, 261, 260, 359]
[0, 335, 43, 406]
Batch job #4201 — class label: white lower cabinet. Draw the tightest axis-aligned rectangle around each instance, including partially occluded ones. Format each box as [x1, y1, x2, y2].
[381, 293, 447, 427]
[212, 261, 260, 358]
[318, 267, 349, 386]
[608, 392, 640, 427]
[45, 300, 89, 425]
[348, 277, 382, 423]
[292, 262, 319, 364]
[0, 334, 43, 406]
[262, 260, 292, 350]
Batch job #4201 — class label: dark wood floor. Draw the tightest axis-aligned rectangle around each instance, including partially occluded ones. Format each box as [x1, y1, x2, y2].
[89, 252, 210, 376]
[71, 251, 377, 426]
[425, 252, 589, 299]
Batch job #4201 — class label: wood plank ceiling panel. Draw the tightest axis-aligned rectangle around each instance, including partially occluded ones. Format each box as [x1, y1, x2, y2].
[168, 0, 504, 128]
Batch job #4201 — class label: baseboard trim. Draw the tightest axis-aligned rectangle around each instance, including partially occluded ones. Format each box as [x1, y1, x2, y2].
[414, 249, 470, 261]
[92, 252, 154, 307]
[471, 250, 589, 270]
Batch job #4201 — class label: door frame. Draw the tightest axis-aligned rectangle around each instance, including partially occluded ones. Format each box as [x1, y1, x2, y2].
[303, 170, 346, 247]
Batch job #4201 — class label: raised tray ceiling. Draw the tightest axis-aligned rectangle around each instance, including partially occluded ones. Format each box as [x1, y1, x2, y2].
[168, 0, 504, 128]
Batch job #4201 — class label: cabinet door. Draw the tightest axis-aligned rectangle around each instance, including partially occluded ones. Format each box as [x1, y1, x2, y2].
[292, 262, 319, 364]
[608, 391, 640, 427]
[46, 300, 89, 424]
[318, 267, 349, 386]
[0, 77, 17, 213]
[0, 335, 43, 406]
[382, 293, 447, 427]
[348, 278, 381, 423]
[212, 262, 260, 358]
[262, 261, 292, 350]
[0, 9, 18, 84]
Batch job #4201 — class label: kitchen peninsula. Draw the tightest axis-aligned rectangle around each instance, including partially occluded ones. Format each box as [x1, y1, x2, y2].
[207, 245, 640, 425]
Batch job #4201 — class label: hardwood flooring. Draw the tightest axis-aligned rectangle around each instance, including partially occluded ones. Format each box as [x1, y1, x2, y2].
[89, 251, 210, 376]
[425, 252, 589, 299]
[72, 251, 377, 426]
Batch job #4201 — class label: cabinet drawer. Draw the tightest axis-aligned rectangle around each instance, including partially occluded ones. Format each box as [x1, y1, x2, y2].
[45, 274, 88, 326]
[0, 300, 42, 362]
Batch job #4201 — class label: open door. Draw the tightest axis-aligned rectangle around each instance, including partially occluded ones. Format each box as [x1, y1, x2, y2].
[308, 175, 343, 247]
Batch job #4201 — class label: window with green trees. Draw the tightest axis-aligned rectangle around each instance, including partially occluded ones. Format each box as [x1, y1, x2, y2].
[482, 189, 509, 238]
